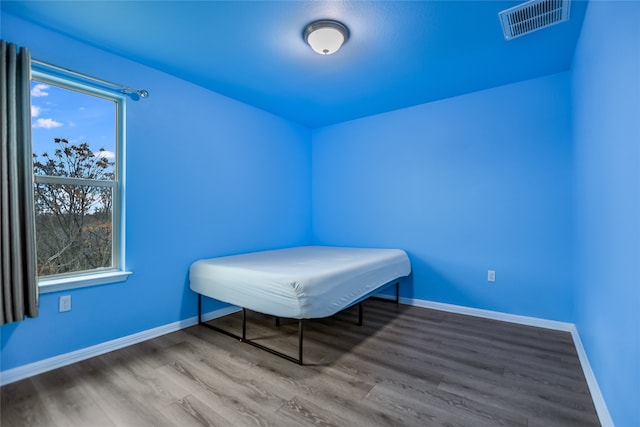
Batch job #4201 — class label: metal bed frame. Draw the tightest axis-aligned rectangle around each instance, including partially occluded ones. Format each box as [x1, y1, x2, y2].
[197, 281, 400, 365]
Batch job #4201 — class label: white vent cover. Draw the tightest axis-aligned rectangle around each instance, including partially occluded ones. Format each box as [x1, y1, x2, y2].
[499, 0, 571, 40]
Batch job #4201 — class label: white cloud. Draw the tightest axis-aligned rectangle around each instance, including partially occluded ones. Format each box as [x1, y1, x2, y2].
[31, 83, 50, 97]
[31, 105, 41, 117]
[95, 150, 116, 159]
[33, 118, 63, 129]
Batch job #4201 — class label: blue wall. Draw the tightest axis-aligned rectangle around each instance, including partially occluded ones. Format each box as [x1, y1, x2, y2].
[312, 72, 575, 322]
[572, 2, 640, 426]
[0, 13, 312, 371]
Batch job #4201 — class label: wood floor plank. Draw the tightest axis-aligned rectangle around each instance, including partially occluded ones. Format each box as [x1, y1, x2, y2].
[276, 395, 353, 427]
[157, 356, 289, 427]
[0, 299, 601, 426]
[71, 357, 177, 427]
[0, 379, 56, 427]
[98, 344, 190, 407]
[364, 381, 527, 427]
[159, 394, 236, 427]
[36, 384, 115, 427]
[248, 358, 401, 426]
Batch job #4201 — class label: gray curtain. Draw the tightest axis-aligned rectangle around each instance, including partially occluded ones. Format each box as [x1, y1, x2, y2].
[1, 40, 38, 325]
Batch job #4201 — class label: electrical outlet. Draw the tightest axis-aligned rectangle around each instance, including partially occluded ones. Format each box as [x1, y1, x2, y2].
[59, 295, 72, 312]
[487, 270, 496, 282]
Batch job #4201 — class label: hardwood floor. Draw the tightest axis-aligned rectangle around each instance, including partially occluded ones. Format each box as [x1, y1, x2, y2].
[1, 300, 600, 426]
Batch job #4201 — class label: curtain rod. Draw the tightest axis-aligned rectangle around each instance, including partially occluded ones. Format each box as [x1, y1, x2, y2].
[31, 58, 149, 100]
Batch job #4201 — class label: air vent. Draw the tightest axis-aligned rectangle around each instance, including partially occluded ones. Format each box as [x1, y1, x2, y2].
[499, 0, 571, 40]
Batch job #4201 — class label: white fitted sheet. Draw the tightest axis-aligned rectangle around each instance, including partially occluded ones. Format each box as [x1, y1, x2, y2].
[190, 246, 411, 319]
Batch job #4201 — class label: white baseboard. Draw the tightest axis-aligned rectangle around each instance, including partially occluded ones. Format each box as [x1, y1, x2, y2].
[0, 305, 240, 387]
[568, 324, 614, 427]
[402, 297, 576, 331]
[0, 298, 613, 426]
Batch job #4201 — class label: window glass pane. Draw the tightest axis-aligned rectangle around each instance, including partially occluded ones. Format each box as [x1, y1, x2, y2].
[31, 81, 116, 180]
[34, 183, 113, 276]
[31, 75, 121, 280]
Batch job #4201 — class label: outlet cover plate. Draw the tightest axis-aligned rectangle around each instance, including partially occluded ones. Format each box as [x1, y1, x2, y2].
[59, 295, 71, 312]
[488, 270, 496, 282]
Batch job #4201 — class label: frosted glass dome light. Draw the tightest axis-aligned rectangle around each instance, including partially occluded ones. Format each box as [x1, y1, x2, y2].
[303, 20, 349, 55]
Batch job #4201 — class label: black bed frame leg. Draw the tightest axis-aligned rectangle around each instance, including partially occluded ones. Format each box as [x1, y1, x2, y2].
[298, 319, 304, 365]
[242, 308, 247, 341]
[198, 294, 203, 324]
[396, 282, 400, 304]
[276, 317, 281, 327]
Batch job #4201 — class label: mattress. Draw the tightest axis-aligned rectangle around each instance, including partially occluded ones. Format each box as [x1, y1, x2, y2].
[190, 246, 411, 319]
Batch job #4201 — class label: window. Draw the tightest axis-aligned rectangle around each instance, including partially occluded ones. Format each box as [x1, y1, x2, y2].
[30, 69, 129, 292]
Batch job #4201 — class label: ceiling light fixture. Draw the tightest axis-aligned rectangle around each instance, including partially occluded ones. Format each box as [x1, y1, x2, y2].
[303, 20, 349, 55]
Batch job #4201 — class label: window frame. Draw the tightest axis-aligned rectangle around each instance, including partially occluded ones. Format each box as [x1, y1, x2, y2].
[31, 68, 130, 293]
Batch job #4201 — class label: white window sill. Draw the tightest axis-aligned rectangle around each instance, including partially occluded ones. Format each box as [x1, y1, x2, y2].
[38, 271, 132, 294]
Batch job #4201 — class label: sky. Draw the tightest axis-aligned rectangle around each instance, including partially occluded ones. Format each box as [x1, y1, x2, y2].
[30, 79, 116, 169]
